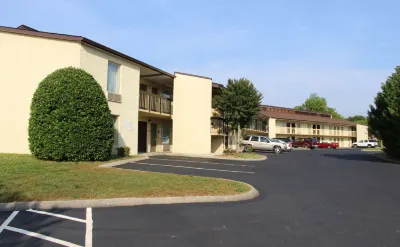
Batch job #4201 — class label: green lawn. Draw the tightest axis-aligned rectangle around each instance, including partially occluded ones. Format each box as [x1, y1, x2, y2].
[0, 153, 250, 203]
[221, 152, 265, 159]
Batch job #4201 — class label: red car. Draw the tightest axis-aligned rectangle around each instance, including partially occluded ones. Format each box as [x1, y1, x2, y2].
[318, 142, 338, 149]
[293, 138, 319, 149]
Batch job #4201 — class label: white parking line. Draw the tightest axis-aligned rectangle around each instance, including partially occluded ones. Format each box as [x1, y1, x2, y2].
[135, 162, 255, 174]
[0, 211, 19, 234]
[85, 208, 93, 247]
[27, 209, 86, 223]
[149, 158, 255, 167]
[4, 226, 82, 247]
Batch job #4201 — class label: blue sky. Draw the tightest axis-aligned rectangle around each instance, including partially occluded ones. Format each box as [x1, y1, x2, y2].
[2, 0, 399, 116]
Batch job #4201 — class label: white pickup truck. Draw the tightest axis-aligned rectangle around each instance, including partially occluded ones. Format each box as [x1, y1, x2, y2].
[352, 140, 378, 148]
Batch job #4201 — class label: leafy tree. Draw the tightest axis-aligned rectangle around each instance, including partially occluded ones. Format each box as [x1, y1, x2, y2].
[214, 78, 263, 150]
[347, 115, 368, 125]
[295, 93, 344, 119]
[29, 67, 114, 161]
[368, 66, 400, 158]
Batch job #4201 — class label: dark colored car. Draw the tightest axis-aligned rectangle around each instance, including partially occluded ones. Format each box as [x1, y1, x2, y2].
[317, 142, 338, 149]
[293, 138, 319, 149]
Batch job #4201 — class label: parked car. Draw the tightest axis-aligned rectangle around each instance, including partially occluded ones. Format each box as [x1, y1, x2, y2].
[352, 140, 378, 148]
[274, 138, 293, 145]
[242, 136, 286, 154]
[293, 138, 319, 149]
[271, 138, 292, 151]
[318, 141, 338, 149]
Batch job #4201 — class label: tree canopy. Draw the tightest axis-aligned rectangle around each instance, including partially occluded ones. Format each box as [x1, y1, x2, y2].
[347, 115, 368, 125]
[368, 66, 400, 158]
[214, 78, 263, 129]
[294, 93, 344, 119]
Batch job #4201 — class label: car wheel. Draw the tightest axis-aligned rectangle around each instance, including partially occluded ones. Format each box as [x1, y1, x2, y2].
[273, 146, 282, 154]
[367, 144, 372, 148]
[244, 145, 252, 152]
[353, 144, 358, 148]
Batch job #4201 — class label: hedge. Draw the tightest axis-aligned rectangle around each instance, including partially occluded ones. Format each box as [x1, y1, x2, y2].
[28, 67, 114, 161]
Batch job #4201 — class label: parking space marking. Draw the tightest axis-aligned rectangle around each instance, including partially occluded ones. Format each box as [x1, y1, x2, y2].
[0, 211, 18, 234]
[27, 209, 86, 223]
[148, 158, 256, 167]
[5, 226, 82, 247]
[85, 208, 92, 247]
[135, 162, 255, 174]
[0, 209, 92, 247]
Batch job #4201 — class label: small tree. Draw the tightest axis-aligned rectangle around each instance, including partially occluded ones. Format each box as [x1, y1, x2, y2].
[295, 93, 344, 119]
[214, 78, 263, 151]
[368, 66, 400, 158]
[29, 67, 114, 161]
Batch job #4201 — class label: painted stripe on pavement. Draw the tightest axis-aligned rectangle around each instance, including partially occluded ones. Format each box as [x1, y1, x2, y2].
[135, 162, 254, 174]
[0, 211, 18, 234]
[27, 209, 86, 223]
[4, 226, 82, 247]
[85, 208, 93, 247]
[148, 158, 255, 167]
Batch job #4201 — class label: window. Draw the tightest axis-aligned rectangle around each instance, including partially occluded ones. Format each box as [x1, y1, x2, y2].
[243, 136, 251, 141]
[140, 83, 148, 92]
[107, 62, 120, 94]
[152, 87, 158, 95]
[163, 91, 171, 99]
[112, 116, 119, 145]
[161, 126, 170, 144]
[250, 136, 259, 142]
[260, 137, 269, 143]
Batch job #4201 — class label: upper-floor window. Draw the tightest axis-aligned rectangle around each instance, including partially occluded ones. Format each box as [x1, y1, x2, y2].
[107, 62, 120, 94]
[140, 83, 148, 92]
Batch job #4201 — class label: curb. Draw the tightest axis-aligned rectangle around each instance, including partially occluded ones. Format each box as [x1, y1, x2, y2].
[151, 152, 267, 162]
[99, 156, 149, 168]
[0, 183, 259, 211]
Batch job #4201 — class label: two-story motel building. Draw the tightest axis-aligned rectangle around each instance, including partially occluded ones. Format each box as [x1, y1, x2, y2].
[0, 24, 368, 155]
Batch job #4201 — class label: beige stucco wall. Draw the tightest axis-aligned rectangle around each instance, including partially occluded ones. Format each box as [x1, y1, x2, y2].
[0, 32, 81, 153]
[356, 124, 368, 141]
[211, 136, 224, 154]
[268, 118, 277, 138]
[172, 73, 212, 154]
[80, 44, 140, 154]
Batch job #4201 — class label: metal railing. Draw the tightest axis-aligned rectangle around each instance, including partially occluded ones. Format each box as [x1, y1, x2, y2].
[248, 121, 267, 132]
[139, 92, 172, 115]
[211, 117, 226, 135]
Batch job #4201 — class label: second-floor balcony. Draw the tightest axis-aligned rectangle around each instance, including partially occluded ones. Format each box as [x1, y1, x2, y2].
[247, 121, 268, 133]
[139, 92, 172, 115]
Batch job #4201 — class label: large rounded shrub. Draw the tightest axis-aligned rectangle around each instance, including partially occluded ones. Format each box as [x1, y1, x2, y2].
[29, 67, 114, 161]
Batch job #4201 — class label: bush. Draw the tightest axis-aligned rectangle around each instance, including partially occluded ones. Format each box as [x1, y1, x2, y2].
[29, 67, 114, 161]
[368, 66, 400, 158]
[117, 146, 131, 157]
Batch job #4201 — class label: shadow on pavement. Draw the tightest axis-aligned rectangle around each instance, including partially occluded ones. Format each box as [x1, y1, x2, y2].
[322, 153, 391, 163]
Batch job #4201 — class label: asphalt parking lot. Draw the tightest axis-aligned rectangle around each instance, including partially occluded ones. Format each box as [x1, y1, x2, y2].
[1, 149, 400, 247]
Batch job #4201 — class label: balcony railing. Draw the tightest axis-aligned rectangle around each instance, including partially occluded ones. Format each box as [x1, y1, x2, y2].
[211, 117, 227, 135]
[248, 122, 267, 132]
[140, 92, 172, 115]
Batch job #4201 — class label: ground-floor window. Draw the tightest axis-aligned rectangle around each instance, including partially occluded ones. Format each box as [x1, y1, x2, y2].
[112, 115, 119, 145]
[161, 125, 170, 144]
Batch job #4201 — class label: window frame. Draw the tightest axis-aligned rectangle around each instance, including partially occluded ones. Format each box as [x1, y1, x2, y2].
[107, 61, 120, 94]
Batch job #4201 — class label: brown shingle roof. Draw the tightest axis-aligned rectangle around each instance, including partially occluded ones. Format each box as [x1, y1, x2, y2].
[261, 111, 357, 126]
[0, 25, 174, 78]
